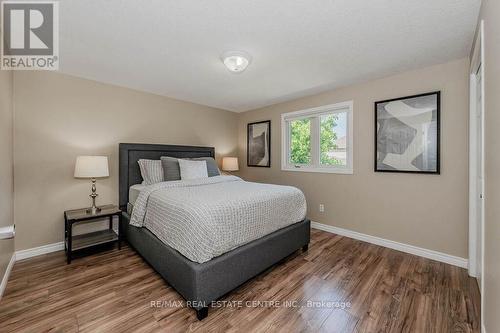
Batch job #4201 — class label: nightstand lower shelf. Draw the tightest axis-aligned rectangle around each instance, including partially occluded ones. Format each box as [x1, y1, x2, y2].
[67, 229, 118, 251]
[64, 205, 122, 264]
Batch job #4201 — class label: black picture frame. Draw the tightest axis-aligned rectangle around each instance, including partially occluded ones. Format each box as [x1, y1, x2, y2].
[374, 91, 440, 174]
[247, 120, 271, 167]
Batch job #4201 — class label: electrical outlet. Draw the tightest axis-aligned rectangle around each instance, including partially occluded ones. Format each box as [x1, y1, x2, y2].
[319, 204, 325, 213]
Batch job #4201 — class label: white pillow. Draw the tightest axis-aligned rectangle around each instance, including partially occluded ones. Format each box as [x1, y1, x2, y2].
[178, 159, 208, 180]
[138, 159, 164, 185]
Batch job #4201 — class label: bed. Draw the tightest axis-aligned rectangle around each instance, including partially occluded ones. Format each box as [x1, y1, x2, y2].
[119, 143, 310, 320]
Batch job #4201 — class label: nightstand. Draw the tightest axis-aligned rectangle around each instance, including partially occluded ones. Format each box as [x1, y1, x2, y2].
[64, 204, 122, 264]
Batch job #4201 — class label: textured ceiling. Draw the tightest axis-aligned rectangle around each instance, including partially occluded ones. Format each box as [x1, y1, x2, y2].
[59, 0, 481, 112]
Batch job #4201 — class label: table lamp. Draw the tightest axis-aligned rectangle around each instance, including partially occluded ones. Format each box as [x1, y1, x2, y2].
[222, 157, 239, 173]
[74, 156, 109, 214]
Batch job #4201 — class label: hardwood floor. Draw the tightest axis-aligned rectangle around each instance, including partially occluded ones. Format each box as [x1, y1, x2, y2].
[0, 229, 480, 332]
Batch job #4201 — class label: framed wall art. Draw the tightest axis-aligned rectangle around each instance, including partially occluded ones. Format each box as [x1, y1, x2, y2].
[247, 120, 271, 167]
[375, 91, 440, 174]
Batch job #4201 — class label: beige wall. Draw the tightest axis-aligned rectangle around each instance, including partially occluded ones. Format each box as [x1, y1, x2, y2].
[238, 58, 469, 258]
[12, 59, 472, 264]
[0, 68, 14, 281]
[478, 0, 500, 331]
[13, 71, 238, 251]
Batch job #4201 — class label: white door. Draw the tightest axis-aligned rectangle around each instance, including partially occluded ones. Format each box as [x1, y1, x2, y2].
[475, 67, 484, 290]
[468, 22, 484, 294]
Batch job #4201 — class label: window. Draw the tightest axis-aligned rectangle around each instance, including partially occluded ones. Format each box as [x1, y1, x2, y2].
[281, 101, 353, 174]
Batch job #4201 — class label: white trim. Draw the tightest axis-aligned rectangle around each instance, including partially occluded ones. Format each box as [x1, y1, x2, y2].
[0, 242, 65, 299]
[479, 19, 485, 332]
[469, 72, 478, 277]
[0, 253, 16, 300]
[311, 221, 468, 268]
[469, 20, 486, 332]
[15, 241, 64, 261]
[469, 20, 485, 283]
[281, 101, 354, 174]
[282, 101, 353, 120]
[281, 166, 353, 174]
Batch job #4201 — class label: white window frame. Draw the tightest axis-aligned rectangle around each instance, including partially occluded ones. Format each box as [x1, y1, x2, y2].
[281, 101, 354, 174]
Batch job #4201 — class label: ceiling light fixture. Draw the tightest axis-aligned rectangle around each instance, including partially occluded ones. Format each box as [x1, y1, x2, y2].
[221, 51, 251, 73]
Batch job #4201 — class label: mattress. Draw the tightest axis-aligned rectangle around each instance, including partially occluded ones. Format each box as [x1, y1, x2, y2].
[130, 176, 307, 263]
[127, 184, 146, 215]
[129, 184, 146, 205]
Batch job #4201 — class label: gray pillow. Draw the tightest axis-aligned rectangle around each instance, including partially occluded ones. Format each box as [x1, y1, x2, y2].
[191, 157, 220, 177]
[160, 156, 220, 181]
[161, 156, 181, 181]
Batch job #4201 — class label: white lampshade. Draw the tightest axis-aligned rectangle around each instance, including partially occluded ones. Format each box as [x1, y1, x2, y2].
[74, 156, 109, 178]
[222, 157, 239, 171]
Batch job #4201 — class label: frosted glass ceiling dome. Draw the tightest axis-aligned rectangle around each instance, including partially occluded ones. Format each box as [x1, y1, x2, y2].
[221, 51, 251, 73]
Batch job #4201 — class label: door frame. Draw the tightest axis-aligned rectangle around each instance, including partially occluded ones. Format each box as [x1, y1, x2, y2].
[468, 20, 484, 290]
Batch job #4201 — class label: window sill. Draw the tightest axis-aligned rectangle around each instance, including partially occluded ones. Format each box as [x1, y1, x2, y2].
[281, 166, 354, 175]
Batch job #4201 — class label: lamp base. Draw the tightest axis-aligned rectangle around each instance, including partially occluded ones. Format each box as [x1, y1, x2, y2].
[87, 178, 101, 215]
[86, 206, 102, 215]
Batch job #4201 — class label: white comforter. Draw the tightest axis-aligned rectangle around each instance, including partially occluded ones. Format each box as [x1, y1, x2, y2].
[130, 176, 307, 263]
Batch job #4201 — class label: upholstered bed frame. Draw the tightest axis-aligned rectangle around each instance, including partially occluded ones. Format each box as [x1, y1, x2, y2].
[119, 143, 310, 320]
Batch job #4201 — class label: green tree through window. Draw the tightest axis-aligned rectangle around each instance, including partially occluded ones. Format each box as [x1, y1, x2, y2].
[289, 114, 342, 165]
[290, 118, 311, 164]
[320, 114, 342, 165]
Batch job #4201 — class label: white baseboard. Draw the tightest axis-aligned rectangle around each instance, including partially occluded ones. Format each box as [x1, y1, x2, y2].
[311, 221, 468, 269]
[15, 242, 64, 261]
[0, 253, 16, 300]
[7, 224, 468, 275]
[0, 242, 64, 299]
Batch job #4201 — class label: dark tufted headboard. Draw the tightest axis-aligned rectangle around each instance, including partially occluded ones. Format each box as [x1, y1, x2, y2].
[119, 143, 215, 210]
